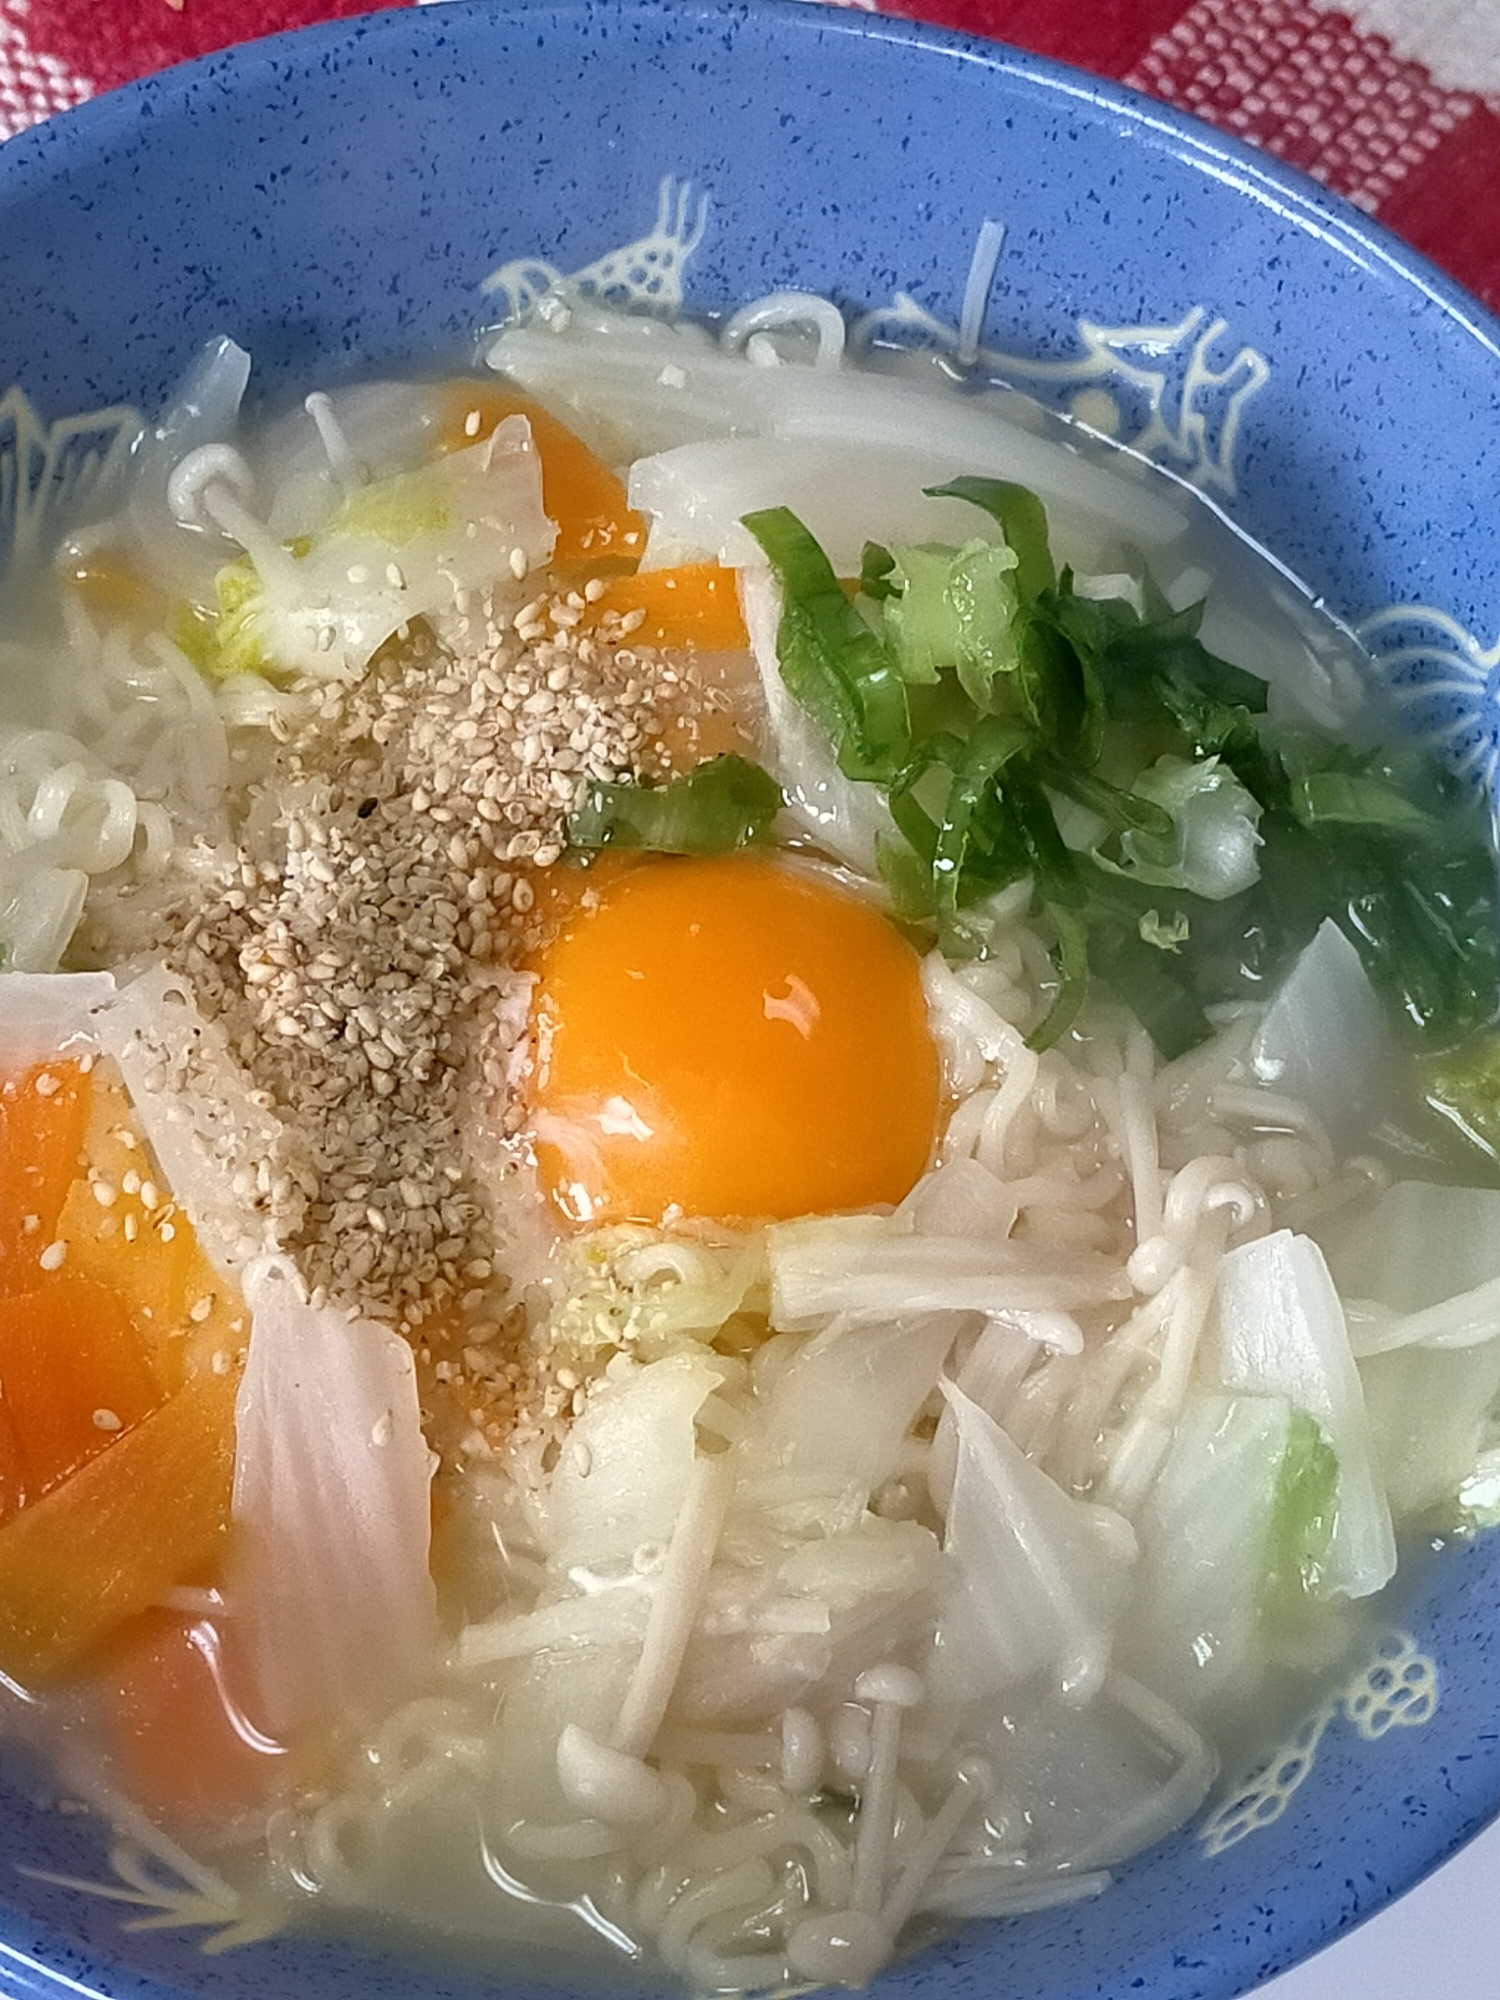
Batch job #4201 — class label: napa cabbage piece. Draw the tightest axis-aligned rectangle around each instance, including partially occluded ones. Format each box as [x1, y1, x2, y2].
[1319, 1180, 1500, 1345]
[251, 380, 475, 542]
[1118, 1391, 1340, 1717]
[766, 1213, 1131, 1330]
[181, 420, 555, 684]
[1211, 1230, 1395, 1599]
[116, 336, 253, 604]
[230, 1255, 437, 1739]
[541, 1348, 725, 1576]
[1359, 1344, 1500, 1523]
[473, 1353, 731, 1824]
[963, 1672, 1214, 1878]
[929, 1380, 1135, 1707]
[0, 969, 114, 1066]
[1096, 754, 1262, 901]
[492, 314, 1188, 566]
[673, 1514, 946, 1724]
[736, 1311, 959, 1511]
[1312, 1180, 1500, 1522]
[466, 1342, 953, 1829]
[490, 1638, 644, 1832]
[93, 964, 291, 1279]
[545, 1228, 764, 1368]
[1249, 917, 1386, 1149]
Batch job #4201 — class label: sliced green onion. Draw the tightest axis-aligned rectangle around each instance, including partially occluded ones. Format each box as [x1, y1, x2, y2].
[926, 475, 1056, 603]
[567, 754, 783, 857]
[742, 506, 910, 781]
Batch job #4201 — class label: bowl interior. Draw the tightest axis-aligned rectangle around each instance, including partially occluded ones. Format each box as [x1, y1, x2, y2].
[3, 4, 1500, 1997]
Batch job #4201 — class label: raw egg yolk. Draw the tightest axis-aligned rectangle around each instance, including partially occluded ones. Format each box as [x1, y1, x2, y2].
[527, 855, 940, 1226]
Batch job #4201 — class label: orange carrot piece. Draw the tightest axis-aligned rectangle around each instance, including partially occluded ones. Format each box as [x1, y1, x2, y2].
[585, 562, 749, 652]
[54, 1068, 246, 1394]
[94, 1608, 287, 1829]
[0, 1367, 238, 1686]
[0, 1400, 22, 1527]
[0, 1276, 164, 1525]
[438, 381, 644, 570]
[0, 1061, 89, 1297]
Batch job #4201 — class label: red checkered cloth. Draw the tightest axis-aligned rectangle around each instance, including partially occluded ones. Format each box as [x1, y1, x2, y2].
[2, 0, 1498, 317]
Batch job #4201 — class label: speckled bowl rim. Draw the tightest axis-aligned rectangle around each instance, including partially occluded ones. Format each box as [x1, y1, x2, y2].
[0, 5, 1498, 2000]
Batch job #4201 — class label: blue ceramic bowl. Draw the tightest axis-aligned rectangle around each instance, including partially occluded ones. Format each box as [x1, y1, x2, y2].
[2, 4, 1500, 1997]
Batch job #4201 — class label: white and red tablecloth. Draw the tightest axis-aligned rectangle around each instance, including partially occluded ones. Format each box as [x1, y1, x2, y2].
[1, 0, 1498, 317]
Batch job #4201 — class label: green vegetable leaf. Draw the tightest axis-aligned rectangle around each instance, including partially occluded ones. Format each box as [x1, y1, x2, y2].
[1265, 1410, 1339, 1608]
[743, 485, 1499, 1066]
[1085, 906, 1212, 1059]
[742, 506, 911, 781]
[566, 754, 783, 857]
[1103, 753, 1264, 902]
[1047, 767, 1174, 840]
[1152, 675, 1285, 808]
[1015, 594, 1107, 770]
[930, 716, 1033, 927]
[875, 831, 938, 922]
[859, 541, 899, 602]
[881, 539, 1021, 707]
[1290, 768, 1442, 837]
[170, 558, 284, 684]
[1028, 904, 1090, 1051]
[1419, 1028, 1500, 1164]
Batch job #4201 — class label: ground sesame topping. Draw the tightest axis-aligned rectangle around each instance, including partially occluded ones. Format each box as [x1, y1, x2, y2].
[86, 585, 721, 1459]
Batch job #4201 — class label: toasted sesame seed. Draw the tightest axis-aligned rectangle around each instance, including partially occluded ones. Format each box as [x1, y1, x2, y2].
[84, 542, 713, 1462]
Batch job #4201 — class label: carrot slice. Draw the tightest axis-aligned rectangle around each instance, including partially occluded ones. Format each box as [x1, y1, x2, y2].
[94, 1608, 287, 1829]
[438, 382, 644, 571]
[0, 1399, 22, 1527]
[0, 1366, 238, 1686]
[54, 1068, 246, 1394]
[0, 1061, 89, 1297]
[584, 562, 749, 652]
[0, 1275, 164, 1525]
